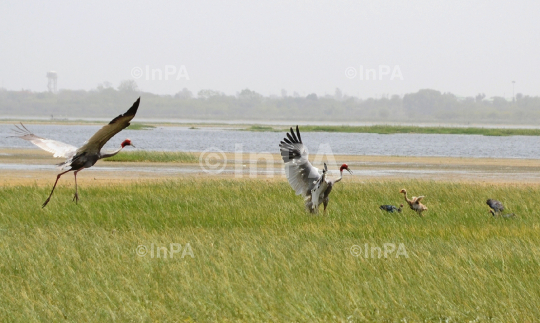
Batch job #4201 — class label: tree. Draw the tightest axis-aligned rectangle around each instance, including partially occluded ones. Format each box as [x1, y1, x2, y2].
[491, 96, 508, 108]
[96, 81, 113, 92]
[238, 88, 263, 101]
[306, 93, 318, 100]
[281, 89, 287, 98]
[118, 80, 139, 92]
[334, 88, 343, 101]
[175, 88, 193, 99]
[403, 89, 443, 115]
[475, 93, 486, 103]
[197, 89, 221, 99]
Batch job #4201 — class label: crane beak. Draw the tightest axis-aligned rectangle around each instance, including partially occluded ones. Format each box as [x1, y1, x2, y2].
[347, 168, 353, 174]
[130, 144, 136, 148]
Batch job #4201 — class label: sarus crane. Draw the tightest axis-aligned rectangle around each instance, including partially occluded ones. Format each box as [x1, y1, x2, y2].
[486, 199, 504, 215]
[486, 199, 514, 217]
[279, 125, 352, 214]
[12, 97, 140, 207]
[400, 189, 428, 216]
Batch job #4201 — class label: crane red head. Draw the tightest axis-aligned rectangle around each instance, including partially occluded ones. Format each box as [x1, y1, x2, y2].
[339, 163, 352, 174]
[121, 139, 135, 148]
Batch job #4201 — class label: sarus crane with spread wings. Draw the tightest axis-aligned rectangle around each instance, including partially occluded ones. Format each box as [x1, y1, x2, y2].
[279, 125, 352, 214]
[400, 189, 428, 216]
[12, 97, 140, 207]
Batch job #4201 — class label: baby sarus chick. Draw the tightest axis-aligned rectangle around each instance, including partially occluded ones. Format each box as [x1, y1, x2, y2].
[486, 199, 504, 215]
[400, 189, 428, 216]
[379, 204, 404, 213]
[487, 199, 515, 218]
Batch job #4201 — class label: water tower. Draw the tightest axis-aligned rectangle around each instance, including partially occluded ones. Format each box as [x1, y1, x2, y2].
[46, 71, 57, 93]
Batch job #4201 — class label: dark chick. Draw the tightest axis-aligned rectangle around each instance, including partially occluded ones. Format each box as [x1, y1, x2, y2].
[379, 204, 404, 213]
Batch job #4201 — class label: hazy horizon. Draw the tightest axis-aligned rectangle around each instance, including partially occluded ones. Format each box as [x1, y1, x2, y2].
[1, 1, 538, 99]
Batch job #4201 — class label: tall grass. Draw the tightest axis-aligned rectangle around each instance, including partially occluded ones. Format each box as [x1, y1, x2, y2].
[0, 179, 539, 321]
[247, 124, 540, 136]
[244, 125, 278, 132]
[104, 150, 197, 162]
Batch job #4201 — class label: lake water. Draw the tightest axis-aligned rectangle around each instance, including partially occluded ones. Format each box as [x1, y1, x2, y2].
[1, 124, 539, 159]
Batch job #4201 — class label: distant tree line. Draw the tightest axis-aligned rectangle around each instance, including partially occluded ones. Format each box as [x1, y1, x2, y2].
[1, 80, 539, 123]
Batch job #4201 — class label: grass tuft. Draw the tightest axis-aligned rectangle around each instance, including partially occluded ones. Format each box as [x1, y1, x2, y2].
[244, 125, 278, 132]
[126, 123, 156, 130]
[247, 124, 540, 136]
[104, 150, 197, 162]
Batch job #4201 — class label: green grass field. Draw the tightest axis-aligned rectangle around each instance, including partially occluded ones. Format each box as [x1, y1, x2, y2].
[104, 151, 197, 163]
[245, 124, 540, 136]
[0, 179, 538, 321]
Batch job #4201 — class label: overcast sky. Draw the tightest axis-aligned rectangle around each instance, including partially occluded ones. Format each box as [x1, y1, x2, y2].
[1, 0, 538, 99]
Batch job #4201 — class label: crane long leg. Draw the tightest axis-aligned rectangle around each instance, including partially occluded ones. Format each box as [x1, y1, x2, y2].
[72, 168, 85, 203]
[42, 170, 71, 208]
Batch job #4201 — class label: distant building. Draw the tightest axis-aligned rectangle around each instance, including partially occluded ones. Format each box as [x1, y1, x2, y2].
[46, 71, 57, 93]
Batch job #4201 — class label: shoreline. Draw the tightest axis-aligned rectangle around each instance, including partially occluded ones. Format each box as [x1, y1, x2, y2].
[2, 148, 540, 185]
[3, 120, 540, 135]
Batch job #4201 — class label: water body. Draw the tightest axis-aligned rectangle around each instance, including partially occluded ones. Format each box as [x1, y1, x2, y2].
[1, 124, 539, 159]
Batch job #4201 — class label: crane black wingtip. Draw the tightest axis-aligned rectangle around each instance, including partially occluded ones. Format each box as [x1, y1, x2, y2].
[129, 97, 140, 113]
[124, 97, 140, 116]
[108, 98, 140, 125]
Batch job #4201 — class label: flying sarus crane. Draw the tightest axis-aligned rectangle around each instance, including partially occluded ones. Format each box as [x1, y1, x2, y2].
[279, 125, 352, 214]
[12, 97, 140, 207]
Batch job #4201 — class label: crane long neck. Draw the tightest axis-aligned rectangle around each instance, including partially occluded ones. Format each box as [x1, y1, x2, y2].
[99, 146, 124, 159]
[334, 170, 344, 183]
[402, 191, 411, 204]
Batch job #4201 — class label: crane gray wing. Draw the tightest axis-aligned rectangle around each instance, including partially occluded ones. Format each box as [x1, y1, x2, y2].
[76, 97, 140, 155]
[279, 125, 321, 196]
[11, 123, 77, 158]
